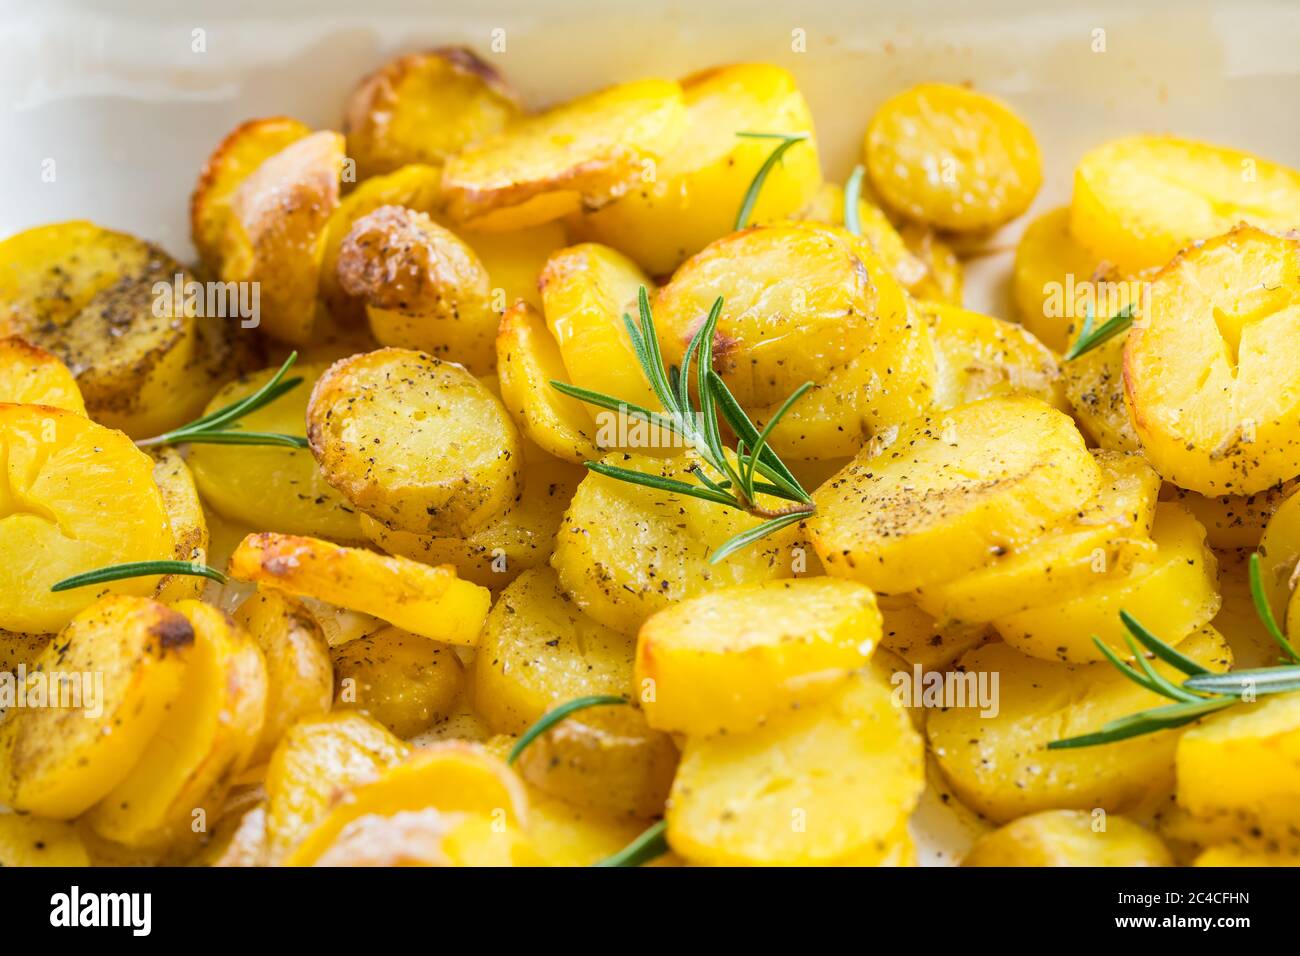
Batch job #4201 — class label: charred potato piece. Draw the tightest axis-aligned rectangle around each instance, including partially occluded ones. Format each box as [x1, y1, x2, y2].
[332, 625, 464, 738]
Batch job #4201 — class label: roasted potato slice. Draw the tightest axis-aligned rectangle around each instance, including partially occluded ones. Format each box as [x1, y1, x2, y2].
[797, 183, 928, 295]
[1063, 328, 1143, 453]
[962, 811, 1173, 867]
[1163, 480, 1297, 551]
[1125, 226, 1300, 495]
[333, 625, 464, 738]
[307, 348, 521, 537]
[927, 626, 1232, 822]
[344, 47, 520, 180]
[0, 404, 173, 634]
[1012, 207, 1105, 352]
[1072, 134, 1300, 273]
[878, 598, 991, 671]
[228, 532, 492, 646]
[667, 667, 923, 865]
[194, 802, 269, 867]
[86, 600, 267, 848]
[526, 789, 653, 866]
[864, 83, 1042, 232]
[151, 449, 211, 605]
[579, 63, 822, 274]
[337, 205, 498, 374]
[551, 452, 798, 634]
[0, 630, 50, 673]
[441, 78, 687, 230]
[306, 806, 541, 866]
[0, 815, 90, 867]
[992, 502, 1219, 661]
[0, 336, 85, 414]
[899, 222, 963, 305]
[0, 596, 194, 817]
[809, 396, 1102, 595]
[636, 578, 881, 736]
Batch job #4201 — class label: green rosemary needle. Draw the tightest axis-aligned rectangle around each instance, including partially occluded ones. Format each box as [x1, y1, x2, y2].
[843, 163, 867, 236]
[506, 695, 628, 765]
[593, 819, 670, 868]
[1063, 302, 1137, 361]
[733, 131, 810, 231]
[51, 560, 228, 592]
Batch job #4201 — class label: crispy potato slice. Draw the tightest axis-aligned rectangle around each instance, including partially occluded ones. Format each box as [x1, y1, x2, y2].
[0, 815, 90, 866]
[962, 811, 1173, 867]
[636, 578, 881, 736]
[233, 588, 333, 763]
[1062, 327, 1142, 453]
[307, 348, 521, 537]
[86, 600, 267, 847]
[1125, 226, 1300, 495]
[264, 711, 408, 861]
[579, 63, 821, 274]
[0, 336, 85, 414]
[496, 301, 604, 464]
[809, 396, 1102, 595]
[189, 361, 364, 542]
[332, 625, 463, 738]
[151, 449, 211, 605]
[344, 47, 520, 180]
[992, 502, 1219, 661]
[0, 596, 194, 817]
[864, 83, 1042, 232]
[337, 205, 497, 374]
[1163, 480, 1296, 551]
[927, 626, 1232, 823]
[228, 532, 491, 646]
[1072, 134, 1300, 273]
[667, 667, 923, 865]
[360, 459, 582, 588]
[900, 222, 963, 305]
[915, 451, 1160, 625]
[1012, 207, 1104, 352]
[441, 78, 687, 230]
[551, 452, 798, 635]
[0, 404, 173, 633]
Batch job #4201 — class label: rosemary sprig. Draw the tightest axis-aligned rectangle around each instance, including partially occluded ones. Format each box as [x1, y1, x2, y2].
[733, 131, 810, 231]
[505, 695, 628, 765]
[1050, 552, 1300, 748]
[843, 163, 867, 236]
[1063, 302, 1137, 361]
[550, 287, 815, 563]
[134, 352, 309, 449]
[51, 560, 228, 592]
[593, 819, 669, 867]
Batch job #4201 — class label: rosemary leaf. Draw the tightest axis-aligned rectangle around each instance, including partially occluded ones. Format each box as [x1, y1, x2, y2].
[166, 431, 309, 448]
[1249, 551, 1300, 663]
[507, 695, 627, 765]
[1184, 665, 1300, 698]
[593, 819, 669, 868]
[1047, 697, 1237, 750]
[584, 462, 736, 507]
[1122, 633, 1202, 703]
[733, 132, 810, 231]
[52, 560, 228, 592]
[742, 380, 814, 492]
[1090, 636, 1170, 699]
[709, 510, 809, 565]
[1063, 302, 1136, 361]
[843, 163, 867, 236]
[548, 381, 686, 439]
[707, 371, 808, 503]
[1120, 611, 1210, 677]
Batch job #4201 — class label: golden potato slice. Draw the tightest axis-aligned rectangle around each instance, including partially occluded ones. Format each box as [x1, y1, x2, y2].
[0, 815, 90, 866]
[307, 348, 521, 537]
[527, 790, 650, 866]
[551, 452, 798, 634]
[667, 667, 923, 865]
[962, 810, 1173, 867]
[151, 449, 210, 605]
[1257, 486, 1300, 624]
[899, 222, 963, 305]
[864, 83, 1042, 232]
[496, 302, 604, 464]
[333, 625, 463, 738]
[1208, 548, 1279, 671]
[0, 630, 50, 673]
[797, 183, 930, 294]
[464, 219, 569, 313]
[1072, 134, 1300, 273]
[1163, 480, 1296, 550]
[1012, 207, 1104, 352]
[878, 598, 990, 671]
[1195, 844, 1300, 867]
[307, 807, 542, 866]
[921, 300, 1064, 410]
[264, 711, 408, 860]
[188, 361, 364, 542]
[0, 404, 173, 633]
[337, 205, 497, 374]
[0, 596, 194, 817]
[927, 626, 1232, 823]
[86, 600, 266, 847]
[441, 78, 687, 230]
[915, 450, 1160, 625]
[0, 336, 85, 414]
[1125, 226, 1300, 495]
[1062, 327, 1142, 453]
[992, 502, 1219, 661]
[809, 396, 1102, 595]
[579, 63, 821, 274]
[227, 532, 491, 646]
[636, 578, 881, 736]
[360, 459, 582, 588]
[344, 47, 520, 179]
[233, 587, 333, 763]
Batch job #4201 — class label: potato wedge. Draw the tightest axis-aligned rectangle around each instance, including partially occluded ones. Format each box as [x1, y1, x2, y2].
[809, 396, 1102, 595]
[0, 336, 85, 414]
[1071, 134, 1300, 273]
[928, 626, 1232, 823]
[151, 449, 211, 605]
[86, 600, 267, 848]
[0, 815, 90, 867]
[307, 348, 521, 537]
[0, 404, 173, 634]
[344, 47, 520, 179]
[915, 450, 1160, 625]
[961, 810, 1173, 867]
[1124, 226, 1300, 495]
[579, 63, 821, 274]
[441, 78, 687, 230]
[333, 625, 463, 738]
[864, 83, 1042, 232]
[337, 205, 497, 374]
[1012, 207, 1104, 352]
[992, 502, 1219, 661]
[667, 667, 923, 865]
[636, 578, 881, 736]
[0, 596, 194, 817]
[227, 532, 491, 646]
[551, 453, 798, 634]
